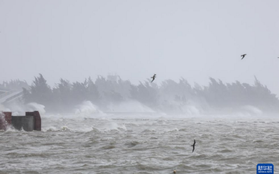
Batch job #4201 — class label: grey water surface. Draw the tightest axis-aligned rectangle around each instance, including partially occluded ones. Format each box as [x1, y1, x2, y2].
[1, 114, 278, 174]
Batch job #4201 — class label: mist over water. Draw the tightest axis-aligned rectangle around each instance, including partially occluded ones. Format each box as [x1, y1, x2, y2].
[1, 75, 279, 116]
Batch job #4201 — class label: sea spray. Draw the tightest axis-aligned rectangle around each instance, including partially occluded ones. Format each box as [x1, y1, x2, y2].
[0, 102, 46, 115]
[242, 105, 263, 115]
[0, 112, 8, 130]
[106, 100, 155, 113]
[25, 102, 46, 114]
[75, 101, 104, 116]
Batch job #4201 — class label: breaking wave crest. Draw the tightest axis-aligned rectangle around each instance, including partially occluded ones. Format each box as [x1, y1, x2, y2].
[0, 102, 46, 115]
[75, 101, 104, 116]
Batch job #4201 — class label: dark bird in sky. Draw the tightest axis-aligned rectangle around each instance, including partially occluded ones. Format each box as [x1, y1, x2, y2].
[241, 54, 247, 60]
[191, 139, 196, 152]
[151, 74, 156, 83]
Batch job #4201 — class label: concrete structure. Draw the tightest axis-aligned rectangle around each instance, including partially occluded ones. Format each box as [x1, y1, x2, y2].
[26, 111, 41, 131]
[12, 116, 34, 131]
[0, 111, 41, 131]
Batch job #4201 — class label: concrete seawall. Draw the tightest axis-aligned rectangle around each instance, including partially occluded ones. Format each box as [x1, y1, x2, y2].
[0, 111, 41, 131]
[26, 111, 41, 131]
[12, 116, 34, 131]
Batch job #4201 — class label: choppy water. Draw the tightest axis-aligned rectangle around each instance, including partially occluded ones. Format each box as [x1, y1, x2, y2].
[1, 114, 279, 174]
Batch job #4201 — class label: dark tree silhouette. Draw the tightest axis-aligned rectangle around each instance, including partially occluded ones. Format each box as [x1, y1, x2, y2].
[17, 74, 279, 114]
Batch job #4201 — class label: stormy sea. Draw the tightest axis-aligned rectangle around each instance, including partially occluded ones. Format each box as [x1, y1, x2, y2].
[1, 108, 279, 174]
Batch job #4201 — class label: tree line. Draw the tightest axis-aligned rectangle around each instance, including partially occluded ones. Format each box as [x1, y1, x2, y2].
[20, 74, 279, 114]
[0, 80, 29, 91]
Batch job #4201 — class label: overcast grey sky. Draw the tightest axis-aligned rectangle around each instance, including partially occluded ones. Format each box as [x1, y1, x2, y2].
[0, 0, 279, 94]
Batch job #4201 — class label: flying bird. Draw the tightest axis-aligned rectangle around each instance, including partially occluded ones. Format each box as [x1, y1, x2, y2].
[241, 54, 246, 60]
[151, 74, 156, 83]
[191, 139, 196, 152]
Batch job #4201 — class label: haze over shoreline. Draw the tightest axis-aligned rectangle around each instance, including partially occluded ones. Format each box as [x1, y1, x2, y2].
[1, 74, 278, 116]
